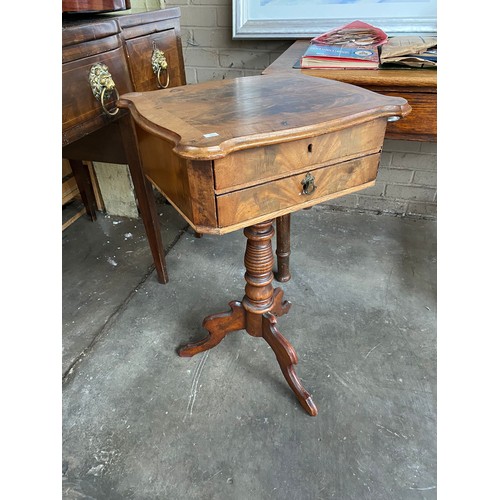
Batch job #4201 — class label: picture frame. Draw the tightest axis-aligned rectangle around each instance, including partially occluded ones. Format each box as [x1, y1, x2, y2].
[232, 0, 437, 39]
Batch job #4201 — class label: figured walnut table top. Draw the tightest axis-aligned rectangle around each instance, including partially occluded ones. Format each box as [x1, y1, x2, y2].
[117, 73, 411, 160]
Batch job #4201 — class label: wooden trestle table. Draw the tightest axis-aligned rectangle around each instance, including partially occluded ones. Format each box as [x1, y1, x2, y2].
[117, 73, 410, 416]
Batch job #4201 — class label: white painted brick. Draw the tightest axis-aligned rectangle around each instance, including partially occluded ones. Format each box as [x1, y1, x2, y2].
[195, 67, 244, 83]
[377, 167, 414, 184]
[380, 151, 392, 167]
[412, 170, 437, 186]
[131, 0, 161, 9]
[383, 139, 422, 153]
[180, 28, 192, 46]
[216, 6, 231, 26]
[183, 47, 219, 67]
[385, 184, 436, 202]
[190, 27, 232, 48]
[181, 6, 217, 27]
[391, 152, 437, 171]
[160, 0, 189, 5]
[183, 67, 197, 84]
[360, 182, 386, 197]
[191, 0, 227, 4]
[357, 196, 408, 214]
[420, 141, 437, 153]
[407, 201, 437, 217]
[219, 50, 270, 70]
[324, 194, 359, 209]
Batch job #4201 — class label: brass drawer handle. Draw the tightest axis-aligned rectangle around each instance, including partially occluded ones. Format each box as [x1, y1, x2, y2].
[301, 172, 316, 195]
[152, 47, 170, 89]
[88, 63, 120, 116]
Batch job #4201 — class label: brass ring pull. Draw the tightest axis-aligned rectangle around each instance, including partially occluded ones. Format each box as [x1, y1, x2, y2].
[89, 63, 120, 116]
[100, 85, 120, 116]
[152, 47, 170, 89]
[156, 66, 170, 89]
[301, 172, 316, 195]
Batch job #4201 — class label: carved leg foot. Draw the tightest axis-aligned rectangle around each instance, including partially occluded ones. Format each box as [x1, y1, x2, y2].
[262, 313, 318, 416]
[178, 301, 245, 357]
[270, 288, 291, 318]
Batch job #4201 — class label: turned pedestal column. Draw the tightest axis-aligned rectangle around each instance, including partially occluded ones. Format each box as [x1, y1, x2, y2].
[178, 220, 317, 416]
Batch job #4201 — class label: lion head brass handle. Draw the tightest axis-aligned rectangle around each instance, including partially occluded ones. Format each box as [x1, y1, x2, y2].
[301, 172, 316, 195]
[151, 46, 170, 89]
[88, 63, 120, 116]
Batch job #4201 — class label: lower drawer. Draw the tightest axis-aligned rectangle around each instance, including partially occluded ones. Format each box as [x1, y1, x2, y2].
[217, 152, 380, 228]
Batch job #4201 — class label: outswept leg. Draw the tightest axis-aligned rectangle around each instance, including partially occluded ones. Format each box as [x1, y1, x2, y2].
[270, 288, 291, 318]
[178, 301, 245, 357]
[178, 220, 317, 415]
[262, 313, 318, 416]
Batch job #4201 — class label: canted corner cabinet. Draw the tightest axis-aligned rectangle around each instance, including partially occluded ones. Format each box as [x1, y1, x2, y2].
[62, 7, 186, 266]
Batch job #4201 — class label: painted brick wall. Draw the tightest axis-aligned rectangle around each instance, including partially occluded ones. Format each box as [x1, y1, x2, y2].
[325, 140, 437, 217]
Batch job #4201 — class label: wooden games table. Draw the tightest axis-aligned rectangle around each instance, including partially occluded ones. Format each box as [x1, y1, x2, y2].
[118, 73, 410, 415]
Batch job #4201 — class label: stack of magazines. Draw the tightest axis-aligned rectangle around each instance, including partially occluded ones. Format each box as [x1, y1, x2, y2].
[300, 20, 388, 70]
[379, 36, 437, 68]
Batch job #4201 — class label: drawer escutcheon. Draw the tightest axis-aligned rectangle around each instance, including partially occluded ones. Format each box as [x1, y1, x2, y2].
[301, 172, 316, 195]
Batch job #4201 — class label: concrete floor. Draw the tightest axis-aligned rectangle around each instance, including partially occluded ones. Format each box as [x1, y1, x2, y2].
[62, 201, 436, 500]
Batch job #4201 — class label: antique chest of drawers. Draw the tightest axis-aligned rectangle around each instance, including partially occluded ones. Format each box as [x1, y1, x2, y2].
[62, 8, 187, 282]
[62, 7, 186, 154]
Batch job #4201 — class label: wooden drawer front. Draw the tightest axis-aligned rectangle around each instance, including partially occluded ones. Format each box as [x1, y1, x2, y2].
[125, 30, 184, 92]
[62, 47, 133, 145]
[383, 91, 436, 141]
[213, 118, 386, 192]
[217, 153, 380, 228]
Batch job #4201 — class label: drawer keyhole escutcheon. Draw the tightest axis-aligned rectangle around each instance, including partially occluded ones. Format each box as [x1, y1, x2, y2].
[307, 143, 313, 153]
[301, 172, 316, 195]
[88, 63, 120, 116]
[152, 45, 170, 89]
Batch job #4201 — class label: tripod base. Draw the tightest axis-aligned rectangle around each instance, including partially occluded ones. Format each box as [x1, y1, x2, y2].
[178, 220, 317, 416]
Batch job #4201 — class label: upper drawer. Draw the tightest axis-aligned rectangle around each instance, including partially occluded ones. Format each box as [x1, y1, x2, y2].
[62, 19, 121, 63]
[62, 46, 133, 145]
[124, 30, 185, 91]
[213, 118, 387, 193]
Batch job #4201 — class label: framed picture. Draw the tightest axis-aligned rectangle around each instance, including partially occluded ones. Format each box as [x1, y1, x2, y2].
[232, 0, 437, 39]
